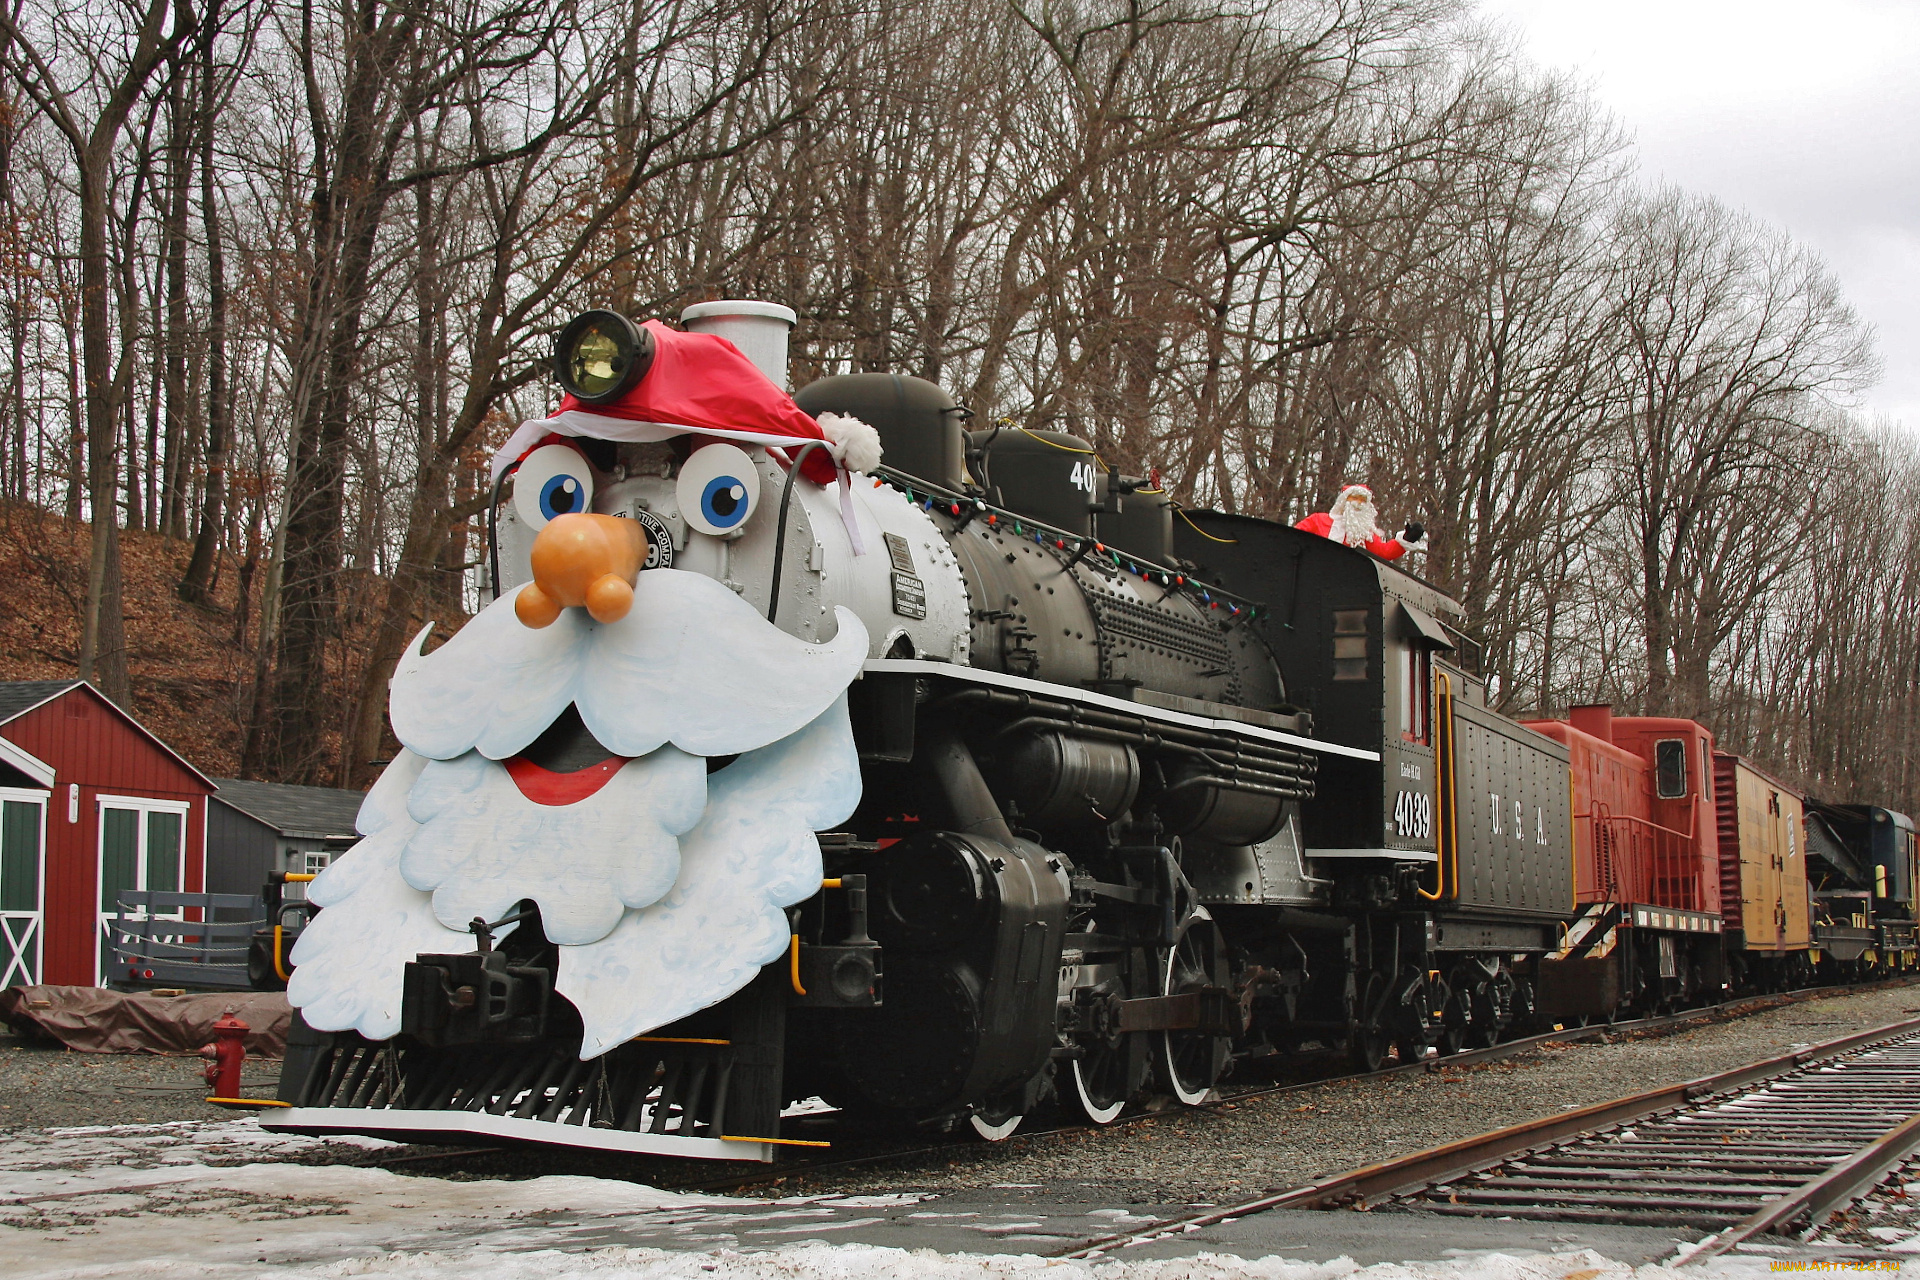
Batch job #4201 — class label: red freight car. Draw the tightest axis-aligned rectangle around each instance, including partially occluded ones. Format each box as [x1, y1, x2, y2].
[1524, 705, 1726, 1017]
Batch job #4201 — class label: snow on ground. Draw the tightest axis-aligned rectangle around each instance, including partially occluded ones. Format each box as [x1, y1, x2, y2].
[0, 1117, 1823, 1279]
[31, 1241, 1803, 1279]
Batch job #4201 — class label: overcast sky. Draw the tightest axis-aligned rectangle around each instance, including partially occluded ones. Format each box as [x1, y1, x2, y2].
[1476, 0, 1920, 432]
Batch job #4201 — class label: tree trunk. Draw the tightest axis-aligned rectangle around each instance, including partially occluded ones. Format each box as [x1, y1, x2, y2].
[160, 58, 191, 539]
[76, 145, 130, 705]
[179, 19, 227, 605]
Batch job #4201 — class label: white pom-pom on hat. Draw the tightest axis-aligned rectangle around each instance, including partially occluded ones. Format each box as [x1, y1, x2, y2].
[817, 412, 883, 475]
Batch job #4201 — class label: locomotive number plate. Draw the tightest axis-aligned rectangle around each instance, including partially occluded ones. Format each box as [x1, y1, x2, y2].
[1393, 789, 1432, 841]
[891, 571, 927, 619]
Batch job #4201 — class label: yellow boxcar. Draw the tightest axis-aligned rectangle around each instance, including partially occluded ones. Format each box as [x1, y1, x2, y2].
[1713, 753, 1811, 973]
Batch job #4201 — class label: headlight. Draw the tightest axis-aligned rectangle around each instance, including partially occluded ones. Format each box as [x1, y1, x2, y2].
[554, 310, 654, 404]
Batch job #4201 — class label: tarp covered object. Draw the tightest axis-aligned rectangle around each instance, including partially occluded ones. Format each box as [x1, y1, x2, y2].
[0, 985, 289, 1057]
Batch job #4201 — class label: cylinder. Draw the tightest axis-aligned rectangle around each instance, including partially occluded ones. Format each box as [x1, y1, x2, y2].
[990, 731, 1140, 832]
[680, 300, 796, 390]
[873, 831, 995, 952]
[1098, 487, 1173, 564]
[1156, 765, 1291, 846]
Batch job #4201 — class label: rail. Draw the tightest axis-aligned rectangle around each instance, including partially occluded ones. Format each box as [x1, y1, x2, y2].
[667, 977, 1920, 1197]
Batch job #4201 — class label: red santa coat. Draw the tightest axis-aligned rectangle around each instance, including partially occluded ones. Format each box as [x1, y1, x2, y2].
[1294, 511, 1408, 561]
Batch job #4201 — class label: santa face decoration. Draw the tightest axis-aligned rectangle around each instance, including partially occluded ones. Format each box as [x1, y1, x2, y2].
[288, 309, 886, 1057]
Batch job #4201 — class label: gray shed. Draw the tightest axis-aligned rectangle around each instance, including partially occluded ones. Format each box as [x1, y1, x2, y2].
[206, 778, 366, 898]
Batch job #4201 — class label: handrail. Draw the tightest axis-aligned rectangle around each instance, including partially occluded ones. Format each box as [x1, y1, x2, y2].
[1417, 674, 1456, 902]
[1442, 677, 1458, 900]
[1579, 810, 1694, 841]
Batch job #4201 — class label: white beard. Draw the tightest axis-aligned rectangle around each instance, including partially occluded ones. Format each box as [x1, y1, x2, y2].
[401, 747, 707, 946]
[1329, 498, 1384, 547]
[288, 569, 869, 1055]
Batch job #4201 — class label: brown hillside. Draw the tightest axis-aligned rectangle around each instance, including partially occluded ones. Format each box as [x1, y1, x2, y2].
[0, 502, 365, 780]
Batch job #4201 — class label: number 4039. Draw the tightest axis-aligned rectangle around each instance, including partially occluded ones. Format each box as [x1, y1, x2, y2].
[1394, 789, 1432, 841]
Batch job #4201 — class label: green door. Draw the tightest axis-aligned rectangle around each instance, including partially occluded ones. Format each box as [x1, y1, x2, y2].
[0, 794, 44, 986]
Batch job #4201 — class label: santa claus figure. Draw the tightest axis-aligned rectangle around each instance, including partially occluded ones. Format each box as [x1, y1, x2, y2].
[1295, 483, 1425, 562]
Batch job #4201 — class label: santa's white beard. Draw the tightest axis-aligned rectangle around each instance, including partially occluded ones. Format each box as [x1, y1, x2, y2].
[1329, 498, 1384, 547]
[401, 747, 706, 946]
[287, 568, 869, 1054]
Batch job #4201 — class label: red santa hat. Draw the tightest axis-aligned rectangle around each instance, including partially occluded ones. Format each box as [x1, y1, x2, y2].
[488, 320, 880, 487]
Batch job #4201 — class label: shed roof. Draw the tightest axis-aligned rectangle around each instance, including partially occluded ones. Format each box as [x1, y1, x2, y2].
[0, 680, 81, 723]
[211, 776, 365, 839]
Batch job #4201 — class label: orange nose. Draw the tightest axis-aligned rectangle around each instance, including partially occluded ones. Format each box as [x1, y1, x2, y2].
[515, 513, 652, 628]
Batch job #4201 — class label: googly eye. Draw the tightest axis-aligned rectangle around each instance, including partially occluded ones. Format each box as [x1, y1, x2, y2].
[512, 444, 596, 531]
[677, 442, 761, 536]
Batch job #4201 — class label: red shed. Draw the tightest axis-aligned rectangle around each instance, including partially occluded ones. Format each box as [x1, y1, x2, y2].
[0, 681, 215, 987]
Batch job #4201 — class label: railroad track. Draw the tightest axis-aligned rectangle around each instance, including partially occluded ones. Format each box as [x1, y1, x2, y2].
[357, 975, 1920, 1188]
[1051, 1013, 1920, 1263]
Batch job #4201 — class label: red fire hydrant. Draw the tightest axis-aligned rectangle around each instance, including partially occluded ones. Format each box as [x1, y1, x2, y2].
[199, 1009, 249, 1099]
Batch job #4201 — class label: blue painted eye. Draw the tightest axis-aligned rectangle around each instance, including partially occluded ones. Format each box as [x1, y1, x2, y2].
[676, 443, 761, 536]
[701, 476, 749, 529]
[540, 474, 585, 521]
[511, 444, 596, 531]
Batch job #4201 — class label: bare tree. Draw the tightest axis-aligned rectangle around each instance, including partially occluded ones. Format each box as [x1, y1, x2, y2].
[1602, 191, 1873, 718]
[0, 0, 195, 704]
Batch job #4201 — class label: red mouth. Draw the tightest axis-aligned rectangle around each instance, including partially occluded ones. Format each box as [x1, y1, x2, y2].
[504, 754, 631, 805]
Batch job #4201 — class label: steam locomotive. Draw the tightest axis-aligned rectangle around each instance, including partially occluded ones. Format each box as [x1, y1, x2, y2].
[266, 300, 1917, 1160]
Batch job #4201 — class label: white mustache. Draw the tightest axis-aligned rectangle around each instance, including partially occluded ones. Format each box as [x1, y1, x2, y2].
[388, 568, 869, 762]
[288, 751, 470, 1040]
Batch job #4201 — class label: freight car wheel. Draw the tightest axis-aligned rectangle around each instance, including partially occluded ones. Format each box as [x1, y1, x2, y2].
[1162, 921, 1231, 1105]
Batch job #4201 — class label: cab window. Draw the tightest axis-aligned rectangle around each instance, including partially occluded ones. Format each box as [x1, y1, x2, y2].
[1655, 739, 1687, 799]
[1331, 610, 1368, 681]
[1400, 645, 1431, 744]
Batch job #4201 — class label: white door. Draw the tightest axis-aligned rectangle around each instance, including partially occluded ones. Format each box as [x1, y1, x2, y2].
[0, 788, 45, 987]
[96, 796, 189, 986]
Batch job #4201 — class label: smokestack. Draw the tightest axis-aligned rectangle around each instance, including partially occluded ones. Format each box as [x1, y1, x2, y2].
[680, 300, 797, 391]
[1568, 703, 1613, 742]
